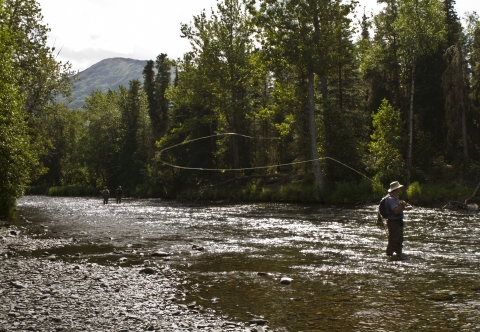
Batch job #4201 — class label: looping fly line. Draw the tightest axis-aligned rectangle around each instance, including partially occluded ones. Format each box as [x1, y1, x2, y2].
[158, 132, 380, 187]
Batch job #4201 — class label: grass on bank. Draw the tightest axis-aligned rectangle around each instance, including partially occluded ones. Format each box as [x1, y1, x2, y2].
[238, 178, 476, 206]
[238, 176, 372, 204]
[405, 181, 473, 206]
[25, 186, 100, 197]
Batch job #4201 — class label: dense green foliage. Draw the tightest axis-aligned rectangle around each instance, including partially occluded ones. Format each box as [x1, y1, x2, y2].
[4, 0, 480, 208]
[0, 14, 36, 215]
[0, 0, 73, 215]
[368, 99, 405, 192]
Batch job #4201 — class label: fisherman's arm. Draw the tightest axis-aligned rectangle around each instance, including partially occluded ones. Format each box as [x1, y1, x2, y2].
[393, 200, 412, 215]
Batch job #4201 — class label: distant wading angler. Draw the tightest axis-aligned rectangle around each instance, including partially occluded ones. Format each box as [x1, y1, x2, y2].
[116, 186, 123, 204]
[101, 186, 110, 205]
[379, 181, 413, 259]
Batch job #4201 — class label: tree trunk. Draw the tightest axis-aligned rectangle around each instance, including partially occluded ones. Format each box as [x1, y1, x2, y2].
[232, 135, 240, 183]
[461, 96, 469, 170]
[407, 59, 416, 185]
[338, 62, 343, 113]
[309, 5, 325, 191]
[456, 44, 470, 170]
[308, 70, 325, 191]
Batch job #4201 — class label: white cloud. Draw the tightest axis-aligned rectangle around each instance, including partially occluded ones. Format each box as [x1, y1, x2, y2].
[40, 0, 218, 70]
[39, 0, 480, 72]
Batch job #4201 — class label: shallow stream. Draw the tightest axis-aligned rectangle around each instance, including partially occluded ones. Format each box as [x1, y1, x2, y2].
[14, 196, 480, 331]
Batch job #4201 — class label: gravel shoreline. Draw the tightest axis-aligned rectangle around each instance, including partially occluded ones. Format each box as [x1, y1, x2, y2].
[0, 225, 264, 332]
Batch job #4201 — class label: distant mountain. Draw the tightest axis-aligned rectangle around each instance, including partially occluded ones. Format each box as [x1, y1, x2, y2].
[66, 58, 148, 108]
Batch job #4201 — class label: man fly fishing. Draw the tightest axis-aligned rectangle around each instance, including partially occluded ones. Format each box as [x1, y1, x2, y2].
[116, 186, 123, 204]
[101, 186, 110, 205]
[379, 181, 412, 259]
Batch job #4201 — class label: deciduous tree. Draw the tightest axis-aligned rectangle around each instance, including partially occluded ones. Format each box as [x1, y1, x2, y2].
[394, 0, 446, 183]
[0, 10, 39, 215]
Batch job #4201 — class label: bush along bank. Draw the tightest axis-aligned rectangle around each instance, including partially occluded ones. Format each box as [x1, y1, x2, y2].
[25, 186, 101, 197]
[23, 180, 479, 208]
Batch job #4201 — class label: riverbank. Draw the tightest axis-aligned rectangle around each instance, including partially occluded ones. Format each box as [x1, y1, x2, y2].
[5, 196, 480, 331]
[25, 179, 479, 207]
[0, 225, 262, 332]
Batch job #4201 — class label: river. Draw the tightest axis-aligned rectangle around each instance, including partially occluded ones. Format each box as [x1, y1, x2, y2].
[15, 196, 480, 331]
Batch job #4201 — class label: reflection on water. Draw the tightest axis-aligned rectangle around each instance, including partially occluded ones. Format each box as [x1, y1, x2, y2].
[17, 196, 480, 331]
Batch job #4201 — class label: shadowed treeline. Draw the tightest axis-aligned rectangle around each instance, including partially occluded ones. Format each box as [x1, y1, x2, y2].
[2, 0, 480, 215]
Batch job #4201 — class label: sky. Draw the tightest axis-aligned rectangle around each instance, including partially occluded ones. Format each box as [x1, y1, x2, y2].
[38, 0, 480, 72]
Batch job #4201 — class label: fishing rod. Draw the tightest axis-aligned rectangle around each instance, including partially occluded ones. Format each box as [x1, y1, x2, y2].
[158, 133, 383, 188]
[158, 132, 396, 235]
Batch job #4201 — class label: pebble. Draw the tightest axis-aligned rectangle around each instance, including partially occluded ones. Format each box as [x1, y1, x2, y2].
[467, 203, 478, 211]
[139, 267, 156, 275]
[117, 257, 128, 263]
[280, 277, 292, 285]
[0, 227, 265, 331]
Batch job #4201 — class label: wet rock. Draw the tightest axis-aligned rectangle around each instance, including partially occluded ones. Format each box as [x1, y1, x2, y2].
[139, 267, 155, 274]
[151, 251, 169, 257]
[250, 318, 268, 325]
[46, 255, 57, 261]
[9, 230, 17, 236]
[467, 203, 478, 211]
[192, 244, 204, 251]
[117, 257, 128, 263]
[10, 281, 26, 289]
[125, 314, 142, 321]
[280, 277, 293, 285]
[257, 272, 268, 276]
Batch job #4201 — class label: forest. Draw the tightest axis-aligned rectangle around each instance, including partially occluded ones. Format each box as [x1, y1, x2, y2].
[2, 0, 480, 215]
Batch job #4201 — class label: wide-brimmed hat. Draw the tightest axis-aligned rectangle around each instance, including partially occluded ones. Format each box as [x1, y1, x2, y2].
[388, 181, 404, 192]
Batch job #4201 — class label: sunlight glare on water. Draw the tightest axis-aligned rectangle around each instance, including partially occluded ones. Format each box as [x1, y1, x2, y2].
[17, 196, 480, 331]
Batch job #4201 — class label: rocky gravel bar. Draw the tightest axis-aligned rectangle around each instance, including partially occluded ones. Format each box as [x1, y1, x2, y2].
[0, 225, 268, 332]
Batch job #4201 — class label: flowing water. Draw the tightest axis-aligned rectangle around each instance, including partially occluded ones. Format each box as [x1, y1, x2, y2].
[14, 196, 480, 331]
